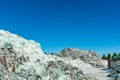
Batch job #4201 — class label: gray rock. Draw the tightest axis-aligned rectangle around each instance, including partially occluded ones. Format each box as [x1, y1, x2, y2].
[57, 48, 104, 67]
[0, 30, 97, 80]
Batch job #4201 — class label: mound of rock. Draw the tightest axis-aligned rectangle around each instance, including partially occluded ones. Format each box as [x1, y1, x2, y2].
[57, 48, 104, 67]
[45, 60, 96, 80]
[0, 30, 46, 80]
[0, 30, 96, 80]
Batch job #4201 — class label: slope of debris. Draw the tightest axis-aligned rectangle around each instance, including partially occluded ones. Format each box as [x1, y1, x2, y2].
[57, 48, 104, 67]
[46, 50, 110, 80]
[0, 30, 96, 80]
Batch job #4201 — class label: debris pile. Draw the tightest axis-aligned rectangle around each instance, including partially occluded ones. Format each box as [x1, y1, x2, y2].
[0, 30, 97, 80]
[57, 48, 104, 67]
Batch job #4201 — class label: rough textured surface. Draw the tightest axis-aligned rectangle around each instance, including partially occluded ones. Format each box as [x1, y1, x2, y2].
[108, 63, 120, 80]
[0, 30, 97, 80]
[57, 48, 104, 67]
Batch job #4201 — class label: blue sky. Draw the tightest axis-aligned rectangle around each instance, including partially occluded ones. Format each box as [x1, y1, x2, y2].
[0, 0, 120, 56]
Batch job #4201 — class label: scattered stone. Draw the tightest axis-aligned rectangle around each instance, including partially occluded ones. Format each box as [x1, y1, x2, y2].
[0, 30, 100, 80]
[57, 48, 104, 67]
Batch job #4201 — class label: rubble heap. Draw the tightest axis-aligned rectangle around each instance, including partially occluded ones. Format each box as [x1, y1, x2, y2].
[57, 48, 104, 67]
[0, 30, 97, 80]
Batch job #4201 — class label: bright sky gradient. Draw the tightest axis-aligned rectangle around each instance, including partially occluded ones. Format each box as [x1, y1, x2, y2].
[0, 0, 120, 56]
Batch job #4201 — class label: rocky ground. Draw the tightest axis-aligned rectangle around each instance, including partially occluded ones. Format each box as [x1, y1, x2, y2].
[81, 66, 110, 80]
[57, 48, 104, 67]
[53, 54, 110, 80]
[0, 30, 111, 80]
